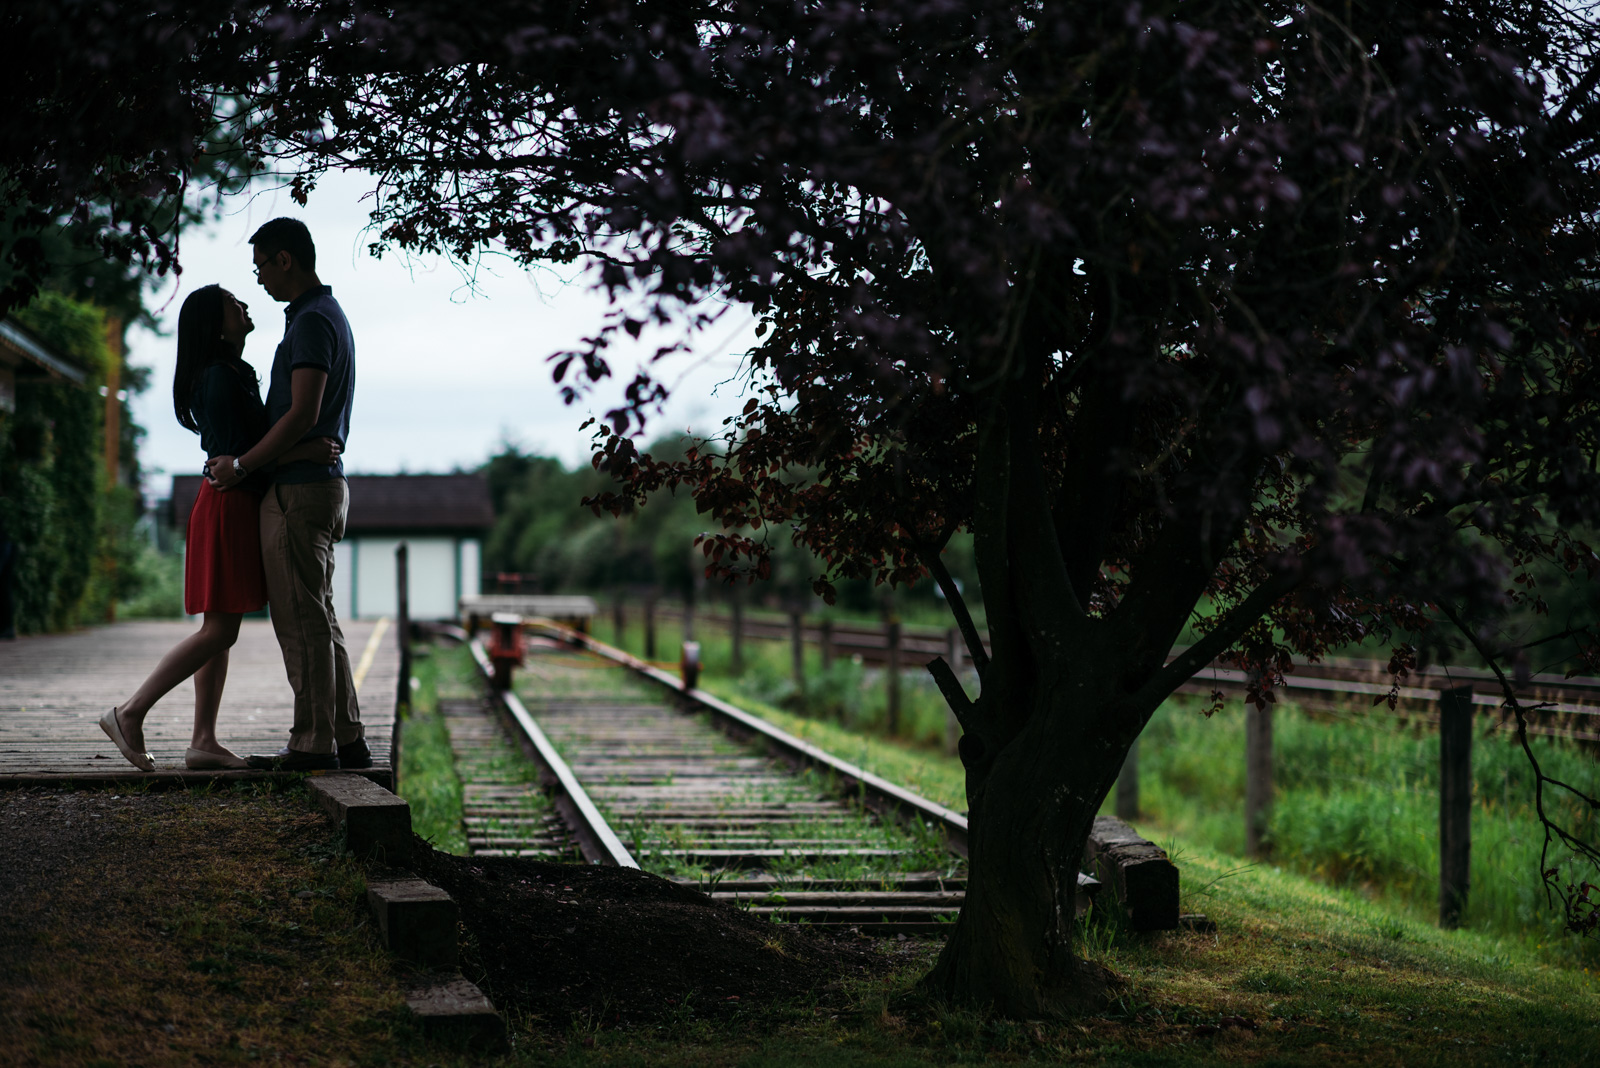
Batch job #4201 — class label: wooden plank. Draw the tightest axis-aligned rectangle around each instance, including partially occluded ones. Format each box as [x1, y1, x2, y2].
[0, 619, 397, 782]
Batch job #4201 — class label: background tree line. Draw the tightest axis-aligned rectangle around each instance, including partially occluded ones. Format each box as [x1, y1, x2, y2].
[480, 436, 982, 623]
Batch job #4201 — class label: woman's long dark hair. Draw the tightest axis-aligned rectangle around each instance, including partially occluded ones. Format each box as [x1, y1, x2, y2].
[173, 284, 232, 433]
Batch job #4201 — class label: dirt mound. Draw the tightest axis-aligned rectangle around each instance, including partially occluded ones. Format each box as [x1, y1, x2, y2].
[408, 840, 891, 1026]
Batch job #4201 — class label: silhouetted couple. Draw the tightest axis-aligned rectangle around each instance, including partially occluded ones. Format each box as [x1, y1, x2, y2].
[100, 218, 368, 773]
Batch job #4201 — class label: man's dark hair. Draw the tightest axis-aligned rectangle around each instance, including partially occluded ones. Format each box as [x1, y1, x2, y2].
[250, 217, 316, 271]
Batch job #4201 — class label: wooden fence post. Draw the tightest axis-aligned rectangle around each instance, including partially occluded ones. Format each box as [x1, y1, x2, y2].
[612, 590, 625, 646]
[820, 619, 834, 671]
[730, 587, 744, 675]
[1245, 702, 1274, 858]
[644, 590, 658, 660]
[394, 543, 410, 790]
[1115, 735, 1140, 820]
[396, 543, 411, 712]
[1439, 685, 1474, 928]
[790, 608, 805, 693]
[885, 617, 902, 736]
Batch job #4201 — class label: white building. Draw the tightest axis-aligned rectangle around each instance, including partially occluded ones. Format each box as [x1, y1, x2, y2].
[170, 473, 493, 621]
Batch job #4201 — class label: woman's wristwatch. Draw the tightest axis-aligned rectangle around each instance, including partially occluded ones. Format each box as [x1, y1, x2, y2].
[232, 457, 248, 479]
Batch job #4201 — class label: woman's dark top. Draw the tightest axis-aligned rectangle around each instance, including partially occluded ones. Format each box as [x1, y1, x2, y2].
[194, 358, 270, 495]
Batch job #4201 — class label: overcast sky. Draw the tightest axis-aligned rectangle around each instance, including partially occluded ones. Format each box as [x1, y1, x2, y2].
[127, 169, 758, 502]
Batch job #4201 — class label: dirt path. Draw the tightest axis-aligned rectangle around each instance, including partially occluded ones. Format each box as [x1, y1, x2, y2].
[0, 784, 413, 1066]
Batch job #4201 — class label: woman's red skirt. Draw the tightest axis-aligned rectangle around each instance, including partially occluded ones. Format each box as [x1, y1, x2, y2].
[185, 479, 268, 615]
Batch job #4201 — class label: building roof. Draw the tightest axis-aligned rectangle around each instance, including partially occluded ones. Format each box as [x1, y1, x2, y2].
[169, 473, 495, 534]
[0, 318, 89, 384]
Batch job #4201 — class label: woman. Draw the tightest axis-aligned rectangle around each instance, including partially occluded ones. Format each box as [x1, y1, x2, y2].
[99, 285, 339, 771]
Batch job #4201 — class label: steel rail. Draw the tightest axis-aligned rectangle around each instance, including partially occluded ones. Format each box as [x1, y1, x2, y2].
[464, 636, 639, 869]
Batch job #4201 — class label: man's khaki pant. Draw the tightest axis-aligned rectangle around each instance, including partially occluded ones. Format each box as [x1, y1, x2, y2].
[260, 479, 363, 755]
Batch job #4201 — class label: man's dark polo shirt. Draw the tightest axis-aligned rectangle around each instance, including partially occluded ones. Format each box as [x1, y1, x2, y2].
[266, 284, 354, 484]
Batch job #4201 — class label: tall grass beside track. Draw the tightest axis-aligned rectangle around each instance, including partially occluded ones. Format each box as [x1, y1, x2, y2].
[607, 613, 966, 751]
[396, 645, 469, 855]
[1139, 697, 1600, 965]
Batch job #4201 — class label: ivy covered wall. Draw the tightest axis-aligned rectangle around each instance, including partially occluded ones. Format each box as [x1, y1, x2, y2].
[0, 290, 138, 633]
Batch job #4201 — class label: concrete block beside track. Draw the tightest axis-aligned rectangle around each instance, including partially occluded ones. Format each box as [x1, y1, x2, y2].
[1087, 815, 1179, 930]
[307, 774, 411, 862]
[404, 976, 507, 1051]
[368, 877, 459, 968]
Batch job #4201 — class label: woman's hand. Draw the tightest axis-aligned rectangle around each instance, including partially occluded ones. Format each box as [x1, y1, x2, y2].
[206, 455, 243, 491]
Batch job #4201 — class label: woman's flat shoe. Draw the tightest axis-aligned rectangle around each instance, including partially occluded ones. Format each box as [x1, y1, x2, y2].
[184, 747, 249, 771]
[100, 708, 155, 772]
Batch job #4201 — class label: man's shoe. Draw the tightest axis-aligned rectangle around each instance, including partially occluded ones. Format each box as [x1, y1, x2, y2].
[336, 738, 373, 769]
[245, 747, 340, 772]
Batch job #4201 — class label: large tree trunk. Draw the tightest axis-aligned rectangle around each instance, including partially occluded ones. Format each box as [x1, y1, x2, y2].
[920, 343, 1169, 1014]
[922, 695, 1125, 1015]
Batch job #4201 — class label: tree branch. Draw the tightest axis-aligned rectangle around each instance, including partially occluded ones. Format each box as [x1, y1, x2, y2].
[1552, 55, 1600, 131]
[921, 546, 990, 677]
[1138, 571, 1299, 706]
[901, 515, 991, 679]
[1438, 601, 1600, 937]
[927, 655, 978, 731]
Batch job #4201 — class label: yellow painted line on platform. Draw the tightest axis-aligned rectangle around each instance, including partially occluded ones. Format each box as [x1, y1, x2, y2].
[353, 617, 389, 692]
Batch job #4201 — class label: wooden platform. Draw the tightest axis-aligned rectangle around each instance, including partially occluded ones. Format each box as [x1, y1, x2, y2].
[0, 619, 398, 786]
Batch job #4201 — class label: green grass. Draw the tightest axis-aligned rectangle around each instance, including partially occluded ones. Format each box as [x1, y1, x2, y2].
[0, 783, 440, 1066]
[511, 839, 1600, 1065]
[15, 777, 1597, 1065]
[396, 644, 470, 855]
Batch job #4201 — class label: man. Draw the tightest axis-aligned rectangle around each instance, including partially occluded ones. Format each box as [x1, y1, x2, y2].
[207, 217, 369, 772]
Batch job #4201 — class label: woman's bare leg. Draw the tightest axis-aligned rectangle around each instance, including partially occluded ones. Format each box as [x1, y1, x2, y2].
[115, 612, 242, 752]
[191, 647, 230, 752]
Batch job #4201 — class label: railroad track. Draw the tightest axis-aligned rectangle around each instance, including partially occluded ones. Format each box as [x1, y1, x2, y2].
[441, 694, 575, 861]
[433, 624, 1097, 935]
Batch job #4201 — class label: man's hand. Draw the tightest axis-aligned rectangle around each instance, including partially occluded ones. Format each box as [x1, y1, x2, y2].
[206, 455, 243, 491]
[306, 436, 342, 465]
[280, 437, 343, 466]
